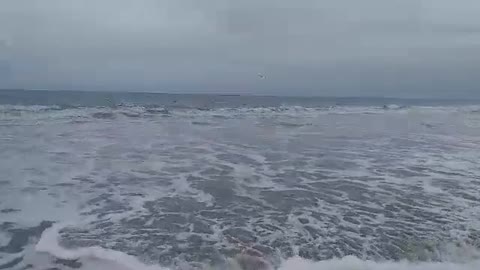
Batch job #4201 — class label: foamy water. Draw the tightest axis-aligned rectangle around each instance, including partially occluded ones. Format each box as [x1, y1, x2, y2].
[1, 92, 480, 269]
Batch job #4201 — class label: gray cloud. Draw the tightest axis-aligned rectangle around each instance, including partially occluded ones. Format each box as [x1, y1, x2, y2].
[1, 0, 480, 98]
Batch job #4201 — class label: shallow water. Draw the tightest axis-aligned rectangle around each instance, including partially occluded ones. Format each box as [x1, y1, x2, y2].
[1, 91, 480, 269]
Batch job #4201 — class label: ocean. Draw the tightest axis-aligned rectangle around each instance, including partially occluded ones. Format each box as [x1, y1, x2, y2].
[0, 89, 480, 270]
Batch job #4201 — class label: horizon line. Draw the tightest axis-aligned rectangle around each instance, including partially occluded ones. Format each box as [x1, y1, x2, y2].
[0, 88, 477, 102]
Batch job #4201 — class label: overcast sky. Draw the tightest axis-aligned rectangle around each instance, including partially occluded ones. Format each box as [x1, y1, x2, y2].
[1, 0, 480, 98]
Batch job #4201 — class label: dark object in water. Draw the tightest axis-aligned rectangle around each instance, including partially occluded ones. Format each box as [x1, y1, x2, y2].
[229, 254, 272, 270]
[54, 258, 82, 269]
[92, 112, 115, 119]
[145, 108, 169, 115]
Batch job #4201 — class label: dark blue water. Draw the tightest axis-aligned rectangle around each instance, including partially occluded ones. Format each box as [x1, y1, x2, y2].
[0, 89, 475, 109]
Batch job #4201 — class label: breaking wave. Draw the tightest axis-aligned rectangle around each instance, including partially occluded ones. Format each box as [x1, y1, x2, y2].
[24, 224, 480, 270]
[0, 103, 474, 123]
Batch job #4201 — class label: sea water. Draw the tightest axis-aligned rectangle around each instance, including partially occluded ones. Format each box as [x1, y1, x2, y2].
[1, 90, 480, 270]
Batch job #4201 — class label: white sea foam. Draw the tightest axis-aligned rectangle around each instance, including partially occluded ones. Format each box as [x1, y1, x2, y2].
[33, 224, 480, 270]
[2, 102, 480, 269]
[0, 104, 61, 112]
[0, 104, 473, 123]
[35, 224, 166, 270]
[279, 256, 480, 270]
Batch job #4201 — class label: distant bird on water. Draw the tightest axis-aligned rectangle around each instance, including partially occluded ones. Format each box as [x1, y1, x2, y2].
[257, 73, 266, 79]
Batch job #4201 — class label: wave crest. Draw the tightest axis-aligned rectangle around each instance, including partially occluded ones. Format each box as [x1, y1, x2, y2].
[32, 224, 480, 270]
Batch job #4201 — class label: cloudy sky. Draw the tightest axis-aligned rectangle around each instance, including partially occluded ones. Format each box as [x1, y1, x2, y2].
[1, 0, 480, 98]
